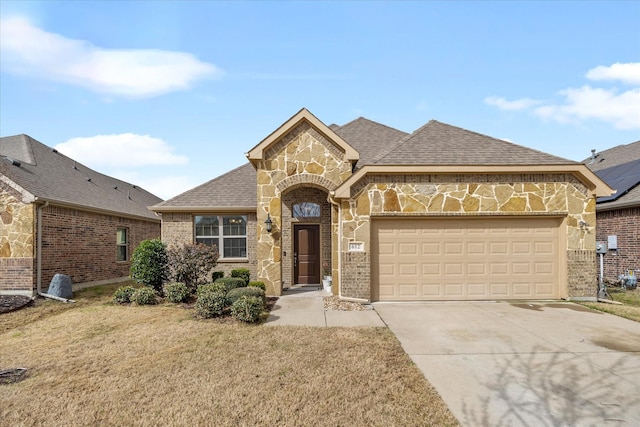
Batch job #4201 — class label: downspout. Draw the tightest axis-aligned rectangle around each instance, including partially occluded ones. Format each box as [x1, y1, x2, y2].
[327, 192, 342, 297]
[36, 200, 75, 303]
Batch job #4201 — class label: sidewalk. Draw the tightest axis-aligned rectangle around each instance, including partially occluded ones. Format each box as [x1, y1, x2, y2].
[264, 286, 385, 327]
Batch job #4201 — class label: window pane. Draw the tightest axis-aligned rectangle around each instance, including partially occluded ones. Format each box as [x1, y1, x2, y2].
[196, 237, 219, 250]
[116, 228, 127, 244]
[223, 238, 246, 258]
[293, 202, 320, 218]
[195, 216, 218, 237]
[223, 216, 246, 236]
[116, 245, 127, 262]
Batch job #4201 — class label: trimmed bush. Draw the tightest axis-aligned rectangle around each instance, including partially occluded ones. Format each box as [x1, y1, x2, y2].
[230, 268, 251, 286]
[248, 281, 266, 291]
[226, 286, 265, 306]
[163, 282, 189, 303]
[211, 271, 225, 281]
[214, 277, 246, 293]
[131, 287, 157, 305]
[113, 285, 136, 304]
[195, 283, 227, 318]
[168, 243, 219, 293]
[231, 295, 264, 323]
[130, 239, 168, 292]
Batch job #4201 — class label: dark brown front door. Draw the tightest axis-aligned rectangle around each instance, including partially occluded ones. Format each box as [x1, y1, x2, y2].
[294, 224, 320, 284]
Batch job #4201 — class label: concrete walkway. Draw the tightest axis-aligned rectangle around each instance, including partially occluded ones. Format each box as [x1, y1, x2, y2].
[264, 287, 385, 327]
[375, 301, 640, 427]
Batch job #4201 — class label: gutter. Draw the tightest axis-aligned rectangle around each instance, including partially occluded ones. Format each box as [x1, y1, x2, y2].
[36, 200, 75, 303]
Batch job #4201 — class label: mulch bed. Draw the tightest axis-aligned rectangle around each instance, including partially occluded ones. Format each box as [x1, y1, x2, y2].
[0, 295, 33, 314]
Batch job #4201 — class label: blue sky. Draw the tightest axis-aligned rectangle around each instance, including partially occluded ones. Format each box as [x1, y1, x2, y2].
[1, 1, 639, 200]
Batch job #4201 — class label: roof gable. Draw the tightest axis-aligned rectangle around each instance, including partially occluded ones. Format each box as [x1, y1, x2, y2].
[332, 117, 408, 168]
[376, 120, 575, 165]
[1, 134, 163, 221]
[246, 108, 359, 166]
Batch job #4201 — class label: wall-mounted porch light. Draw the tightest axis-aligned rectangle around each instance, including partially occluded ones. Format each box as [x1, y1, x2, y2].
[265, 213, 273, 233]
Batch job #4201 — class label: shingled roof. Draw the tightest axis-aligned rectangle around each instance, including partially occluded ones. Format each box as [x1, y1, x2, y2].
[153, 114, 578, 211]
[376, 120, 574, 165]
[584, 140, 640, 210]
[152, 163, 257, 211]
[1, 134, 162, 221]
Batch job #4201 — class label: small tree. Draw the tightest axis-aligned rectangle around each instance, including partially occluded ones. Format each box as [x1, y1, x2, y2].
[130, 239, 168, 292]
[167, 243, 219, 293]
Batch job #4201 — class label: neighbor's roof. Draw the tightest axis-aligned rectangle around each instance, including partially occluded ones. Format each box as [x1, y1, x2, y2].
[1, 134, 162, 221]
[152, 163, 257, 212]
[585, 140, 640, 210]
[153, 113, 595, 211]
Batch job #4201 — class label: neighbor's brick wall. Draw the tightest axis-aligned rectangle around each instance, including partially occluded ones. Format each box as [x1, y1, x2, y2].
[40, 205, 160, 287]
[0, 185, 35, 292]
[596, 207, 640, 279]
[160, 212, 258, 282]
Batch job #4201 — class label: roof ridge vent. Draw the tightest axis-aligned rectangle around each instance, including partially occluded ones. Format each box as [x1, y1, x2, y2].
[4, 157, 22, 167]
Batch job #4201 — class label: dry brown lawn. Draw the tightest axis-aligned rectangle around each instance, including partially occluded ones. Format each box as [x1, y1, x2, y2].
[1, 283, 458, 427]
[580, 287, 640, 322]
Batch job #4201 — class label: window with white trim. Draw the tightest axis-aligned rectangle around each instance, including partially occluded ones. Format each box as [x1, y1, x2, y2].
[116, 228, 128, 261]
[195, 215, 247, 258]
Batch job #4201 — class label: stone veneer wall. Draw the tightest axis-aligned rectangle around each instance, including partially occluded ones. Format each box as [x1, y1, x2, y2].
[281, 187, 331, 289]
[0, 185, 34, 293]
[160, 212, 258, 281]
[40, 205, 160, 287]
[595, 207, 640, 280]
[340, 174, 597, 300]
[256, 121, 352, 295]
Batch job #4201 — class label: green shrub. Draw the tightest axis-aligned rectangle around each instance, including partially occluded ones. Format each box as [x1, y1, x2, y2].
[113, 285, 136, 304]
[168, 243, 219, 293]
[248, 281, 266, 291]
[163, 282, 189, 303]
[131, 287, 157, 305]
[211, 271, 225, 281]
[214, 277, 246, 293]
[226, 286, 266, 306]
[195, 283, 227, 318]
[130, 239, 168, 292]
[230, 268, 251, 286]
[231, 295, 264, 323]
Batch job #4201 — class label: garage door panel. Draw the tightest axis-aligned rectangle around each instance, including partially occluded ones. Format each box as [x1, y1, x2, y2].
[374, 217, 561, 301]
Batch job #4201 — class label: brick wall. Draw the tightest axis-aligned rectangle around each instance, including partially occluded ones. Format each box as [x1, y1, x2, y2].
[40, 205, 160, 287]
[161, 212, 258, 282]
[596, 207, 640, 279]
[1, 185, 34, 293]
[567, 249, 598, 298]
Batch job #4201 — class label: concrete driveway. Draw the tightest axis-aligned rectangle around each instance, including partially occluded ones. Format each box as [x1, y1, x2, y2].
[374, 301, 640, 427]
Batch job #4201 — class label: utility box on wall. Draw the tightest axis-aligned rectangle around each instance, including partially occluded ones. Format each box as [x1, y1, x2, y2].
[607, 235, 618, 250]
[596, 242, 608, 254]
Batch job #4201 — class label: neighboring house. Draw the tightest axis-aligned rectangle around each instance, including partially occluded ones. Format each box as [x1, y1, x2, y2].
[1, 134, 163, 296]
[152, 108, 612, 302]
[584, 141, 640, 280]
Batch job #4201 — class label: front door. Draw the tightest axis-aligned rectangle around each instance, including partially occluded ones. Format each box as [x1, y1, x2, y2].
[294, 224, 320, 284]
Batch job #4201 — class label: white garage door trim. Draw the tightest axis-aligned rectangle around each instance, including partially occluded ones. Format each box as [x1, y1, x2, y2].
[372, 216, 566, 301]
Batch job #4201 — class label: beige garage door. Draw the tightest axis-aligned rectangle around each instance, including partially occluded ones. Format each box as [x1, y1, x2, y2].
[372, 217, 562, 301]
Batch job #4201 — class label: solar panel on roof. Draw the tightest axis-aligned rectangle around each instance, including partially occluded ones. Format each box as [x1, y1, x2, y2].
[596, 158, 640, 203]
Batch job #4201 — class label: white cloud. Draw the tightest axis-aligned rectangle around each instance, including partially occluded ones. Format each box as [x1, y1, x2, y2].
[586, 62, 640, 85]
[54, 134, 189, 168]
[108, 171, 196, 201]
[534, 86, 640, 130]
[486, 63, 640, 130]
[484, 96, 543, 111]
[0, 16, 220, 97]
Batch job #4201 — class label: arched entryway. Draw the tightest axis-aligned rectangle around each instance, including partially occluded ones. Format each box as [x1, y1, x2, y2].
[281, 186, 332, 288]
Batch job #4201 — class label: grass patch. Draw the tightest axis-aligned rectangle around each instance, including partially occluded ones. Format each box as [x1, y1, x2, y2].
[579, 288, 640, 322]
[0, 282, 458, 426]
